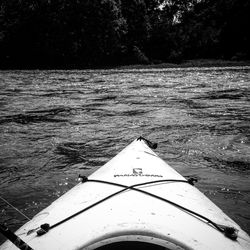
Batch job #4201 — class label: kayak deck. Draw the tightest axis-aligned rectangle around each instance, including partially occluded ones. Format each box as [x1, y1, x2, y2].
[1, 137, 250, 250]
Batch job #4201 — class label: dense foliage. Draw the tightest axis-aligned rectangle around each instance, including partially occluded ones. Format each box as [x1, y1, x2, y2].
[0, 0, 249, 68]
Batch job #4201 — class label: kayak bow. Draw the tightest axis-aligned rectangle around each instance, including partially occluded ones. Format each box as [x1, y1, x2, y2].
[1, 137, 250, 250]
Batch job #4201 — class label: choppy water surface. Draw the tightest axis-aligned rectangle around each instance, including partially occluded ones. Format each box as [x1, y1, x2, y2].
[0, 67, 250, 243]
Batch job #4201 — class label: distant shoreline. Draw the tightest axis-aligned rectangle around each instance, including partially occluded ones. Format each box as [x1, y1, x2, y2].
[115, 59, 250, 70]
[1, 59, 250, 70]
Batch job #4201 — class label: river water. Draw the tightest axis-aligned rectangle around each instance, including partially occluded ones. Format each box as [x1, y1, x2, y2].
[0, 67, 250, 243]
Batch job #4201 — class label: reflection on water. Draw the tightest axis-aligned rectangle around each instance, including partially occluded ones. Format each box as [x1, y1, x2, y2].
[0, 67, 250, 243]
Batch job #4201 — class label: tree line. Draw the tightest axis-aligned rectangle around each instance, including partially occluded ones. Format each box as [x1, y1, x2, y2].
[0, 0, 249, 69]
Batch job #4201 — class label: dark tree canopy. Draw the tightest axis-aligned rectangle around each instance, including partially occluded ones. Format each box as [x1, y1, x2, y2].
[0, 0, 249, 68]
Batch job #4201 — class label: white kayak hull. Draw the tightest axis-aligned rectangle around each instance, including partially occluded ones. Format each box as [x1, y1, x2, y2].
[1, 138, 250, 250]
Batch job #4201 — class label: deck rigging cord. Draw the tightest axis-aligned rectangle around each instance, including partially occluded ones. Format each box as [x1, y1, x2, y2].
[36, 176, 238, 240]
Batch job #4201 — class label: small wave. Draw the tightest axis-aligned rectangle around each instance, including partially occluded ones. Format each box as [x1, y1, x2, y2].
[203, 156, 250, 172]
[203, 88, 249, 100]
[88, 95, 118, 102]
[0, 107, 71, 125]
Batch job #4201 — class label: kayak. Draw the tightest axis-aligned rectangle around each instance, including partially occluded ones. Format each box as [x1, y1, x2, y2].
[1, 137, 250, 250]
